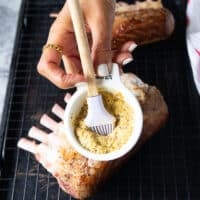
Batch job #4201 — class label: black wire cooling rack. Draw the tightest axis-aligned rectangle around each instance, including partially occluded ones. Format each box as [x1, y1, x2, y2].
[0, 0, 200, 199]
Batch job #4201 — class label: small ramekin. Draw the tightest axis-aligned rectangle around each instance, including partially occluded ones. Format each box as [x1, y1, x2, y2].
[64, 64, 143, 161]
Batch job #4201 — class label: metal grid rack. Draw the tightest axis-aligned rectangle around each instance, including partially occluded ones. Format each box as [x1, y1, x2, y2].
[0, 0, 200, 199]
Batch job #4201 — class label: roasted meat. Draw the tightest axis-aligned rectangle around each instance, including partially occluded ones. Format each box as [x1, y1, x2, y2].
[18, 72, 168, 199]
[112, 0, 175, 49]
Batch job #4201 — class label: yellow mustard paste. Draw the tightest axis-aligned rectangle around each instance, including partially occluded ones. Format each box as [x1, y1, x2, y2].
[73, 90, 134, 154]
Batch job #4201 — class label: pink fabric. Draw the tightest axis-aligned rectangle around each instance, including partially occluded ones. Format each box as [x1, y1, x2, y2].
[186, 0, 200, 94]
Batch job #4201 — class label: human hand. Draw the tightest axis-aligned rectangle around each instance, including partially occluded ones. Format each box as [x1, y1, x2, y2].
[37, 0, 135, 89]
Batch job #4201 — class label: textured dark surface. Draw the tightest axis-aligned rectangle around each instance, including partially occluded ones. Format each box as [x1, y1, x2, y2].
[0, 0, 200, 199]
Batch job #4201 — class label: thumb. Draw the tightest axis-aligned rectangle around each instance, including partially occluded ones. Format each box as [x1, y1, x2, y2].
[91, 23, 113, 68]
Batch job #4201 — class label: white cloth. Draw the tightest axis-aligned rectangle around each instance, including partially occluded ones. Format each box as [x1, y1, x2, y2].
[186, 0, 200, 94]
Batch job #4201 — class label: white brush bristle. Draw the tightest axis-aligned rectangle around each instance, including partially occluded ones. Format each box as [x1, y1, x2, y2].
[84, 95, 116, 135]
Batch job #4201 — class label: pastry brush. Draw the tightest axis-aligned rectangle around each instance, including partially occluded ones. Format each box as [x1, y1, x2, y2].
[68, 0, 115, 135]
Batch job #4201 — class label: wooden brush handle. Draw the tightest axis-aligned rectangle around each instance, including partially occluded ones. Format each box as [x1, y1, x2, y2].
[68, 0, 98, 96]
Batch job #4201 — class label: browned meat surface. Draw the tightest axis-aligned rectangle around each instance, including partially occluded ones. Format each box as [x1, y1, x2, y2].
[112, 0, 175, 49]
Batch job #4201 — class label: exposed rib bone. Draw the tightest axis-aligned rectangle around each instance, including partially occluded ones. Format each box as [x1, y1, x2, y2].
[52, 104, 65, 120]
[29, 125, 66, 148]
[64, 93, 72, 103]
[18, 137, 59, 173]
[40, 114, 58, 132]
[49, 13, 58, 18]
[17, 138, 37, 154]
[28, 126, 49, 143]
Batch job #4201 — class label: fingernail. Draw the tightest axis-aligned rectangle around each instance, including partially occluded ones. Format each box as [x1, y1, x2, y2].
[122, 58, 133, 66]
[97, 64, 109, 77]
[128, 43, 137, 52]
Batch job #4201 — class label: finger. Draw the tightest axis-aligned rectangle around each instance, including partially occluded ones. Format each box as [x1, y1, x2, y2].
[114, 52, 133, 66]
[54, 6, 82, 70]
[62, 55, 82, 74]
[120, 41, 137, 53]
[95, 50, 114, 76]
[37, 52, 85, 89]
[88, 20, 114, 77]
[86, 4, 114, 67]
[38, 7, 85, 89]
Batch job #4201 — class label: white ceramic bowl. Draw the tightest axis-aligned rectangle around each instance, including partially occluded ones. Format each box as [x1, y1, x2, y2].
[64, 64, 143, 161]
